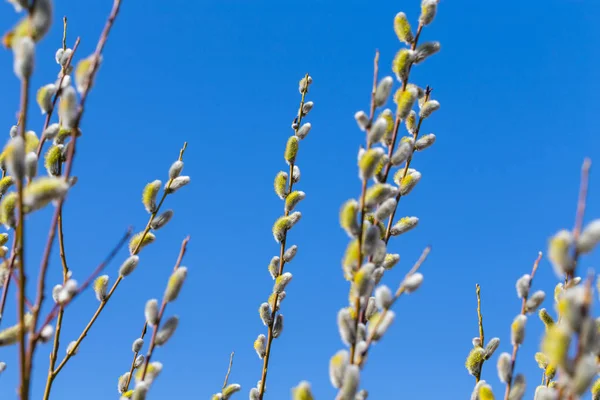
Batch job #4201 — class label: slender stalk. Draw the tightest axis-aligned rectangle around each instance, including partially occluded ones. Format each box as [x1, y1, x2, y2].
[0, 241, 20, 326]
[139, 237, 190, 381]
[502, 252, 542, 400]
[35, 37, 80, 159]
[349, 51, 380, 365]
[123, 322, 148, 391]
[26, 3, 124, 392]
[358, 246, 431, 367]
[257, 75, 310, 399]
[475, 284, 484, 383]
[16, 69, 30, 400]
[380, 24, 423, 183]
[41, 21, 72, 399]
[222, 352, 235, 389]
[50, 141, 186, 379]
[41, 207, 71, 400]
[382, 87, 431, 243]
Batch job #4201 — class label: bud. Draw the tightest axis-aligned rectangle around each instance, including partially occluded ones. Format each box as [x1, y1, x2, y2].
[374, 76, 394, 107]
[577, 219, 600, 254]
[36, 84, 57, 114]
[168, 160, 184, 179]
[516, 274, 531, 299]
[402, 273, 423, 293]
[368, 117, 388, 144]
[511, 314, 526, 346]
[414, 42, 441, 64]
[93, 275, 109, 302]
[354, 111, 369, 131]
[414, 134, 436, 151]
[13, 37, 35, 80]
[150, 209, 174, 230]
[497, 352, 512, 383]
[393, 12, 414, 44]
[394, 86, 418, 119]
[165, 267, 187, 302]
[132, 338, 144, 353]
[119, 254, 141, 277]
[390, 139, 414, 166]
[296, 123, 311, 140]
[155, 316, 178, 346]
[420, 0, 439, 26]
[375, 285, 393, 309]
[144, 299, 159, 326]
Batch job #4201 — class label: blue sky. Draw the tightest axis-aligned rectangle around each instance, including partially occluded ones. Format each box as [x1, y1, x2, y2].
[0, 0, 599, 399]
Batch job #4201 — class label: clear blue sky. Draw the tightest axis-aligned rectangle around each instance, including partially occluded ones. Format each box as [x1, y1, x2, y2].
[0, 0, 599, 399]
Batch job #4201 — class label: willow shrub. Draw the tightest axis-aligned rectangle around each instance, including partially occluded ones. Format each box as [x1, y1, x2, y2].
[1, 1, 599, 400]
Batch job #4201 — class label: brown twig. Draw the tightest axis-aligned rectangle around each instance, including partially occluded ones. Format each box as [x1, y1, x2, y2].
[383, 86, 432, 244]
[380, 24, 423, 183]
[222, 352, 235, 389]
[16, 59, 30, 400]
[35, 37, 81, 159]
[123, 322, 148, 392]
[39, 228, 131, 400]
[51, 141, 187, 380]
[257, 74, 310, 400]
[502, 252, 542, 400]
[349, 51, 380, 366]
[475, 284, 484, 382]
[358, 246, 431, 367]
[139, 237, 190, 381]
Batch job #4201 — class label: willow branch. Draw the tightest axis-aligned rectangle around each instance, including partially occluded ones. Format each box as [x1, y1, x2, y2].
[475, 284, 484, 382]
[502, 252, 542, 400]
[349, 51, 380, 366]
[358, 246, 431, 367]
[139, 237, 190, 381]
[51, 141, 186, 379]
[257, 74, 310, 400]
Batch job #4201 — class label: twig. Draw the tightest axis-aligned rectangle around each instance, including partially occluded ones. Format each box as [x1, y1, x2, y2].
[16, 60, 30, 400]
[42, 19, 73, 398]
[502, 252, 542, 400]
[51, 141, 186, 380]
[475, 284, 484, 382]
[35, 37, 81, 159]
[350, 51, 380, 365]
[380, 24, 423, 183]
[358, 246, 431, 367]
[37, 227, 132, 332]
[222, 352, 235, 390]
[257, 74, 310, 399]
[122, 322, 148, 392]
[139, 237, 190, 381]
[383, 86, 432, 244]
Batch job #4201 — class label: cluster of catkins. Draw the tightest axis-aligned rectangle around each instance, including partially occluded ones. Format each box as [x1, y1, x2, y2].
[314, 1, 441, 399]
[467, 217, 600, 400]
[247, 74, 314, 400]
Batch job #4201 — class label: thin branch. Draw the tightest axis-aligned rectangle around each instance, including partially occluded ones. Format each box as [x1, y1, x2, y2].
[35, 37, 81, 159]
[502, 252, 542, 400]
[383, 86, 432, 244]
[123, 322, 148, 392]
[358, 246, 431, 367]
[16, 60, 30, 400]
[475, 284, 484, 382]
[257, 74, 310, 400]
[24, 3, 124, 392]
[222, 352, 235, 390]
[37, 227, 133, 334]
[350, 51, 380, 365]
[51, 142, 187, 380]
[139, 237, 190, 381]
